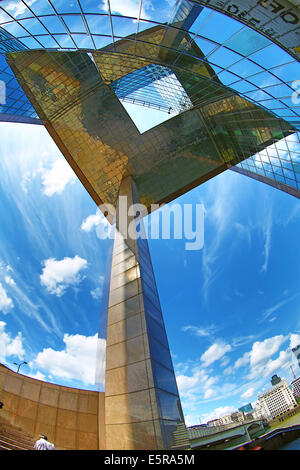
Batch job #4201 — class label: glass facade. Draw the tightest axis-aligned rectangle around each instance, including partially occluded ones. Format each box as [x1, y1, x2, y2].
[110, 64, 193, 114]
[6, 45, 294, 218]
[0, 1, 297, 197]
[137, 227, 189, 449]
[192, 0, 300, 61]
[0, 39, 40, 124]
[233, 131, 300, 197]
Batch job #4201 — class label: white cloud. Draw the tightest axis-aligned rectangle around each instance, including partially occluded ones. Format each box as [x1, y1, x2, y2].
[20, 161, 44, 194]
[260, 292, 300, 323]
[184, 414, 201, 427]
[0, 0, 37, 21]
[81, 211, 103, 232]
[176, 371, 201, 393]
[290, 334, 300, 349]
[21, 170, 32, 194]
[21, 157, 76, 196]
[27, 370, 47, 382]
[241, 387, 255, 400]
[102, 0, 153, 19]
[200, 341, 232, 367]
[262, 350, 290, 378]
[232, 334, 257, 348]
[281, 203, 300, 227]
[4, 275, 16, 287]
[90, 287, 102, 300]
[201, 173, 242, 302]
[236, 334, 291, 380]
[90, 276, 104, 300]
[220, 356, 230, 368]
[232, 333, 297, 382]
[260, 203, 272, 273]
[177, 368, 219, 396]
[33, 333, 105, 386]
[246, 349, 290, 382]
[182, 324, 217, 338]
[249, 335, 288, 369]
[223, 366, 234, 375]
[0, 258, 61, 334]
[40, 255, 87, 296]
[175, 360, 241, 425]
[0, 261, 16, 288]
[0, 282, 14, 314]
[201, 405, 236, 425]
[0, 321, 24, 362]
[204, 388, 216, 399]
[234, 351, 250, 370]
[41, 158, 76, 196]
[80, 210, 112, 241]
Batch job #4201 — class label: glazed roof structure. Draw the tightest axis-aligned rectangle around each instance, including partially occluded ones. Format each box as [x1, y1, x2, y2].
[0, 0, 299, 200]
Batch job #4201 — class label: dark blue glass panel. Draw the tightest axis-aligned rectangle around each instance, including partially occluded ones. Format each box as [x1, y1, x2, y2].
[157, 390, 184, 422]
[143, 295, 163, 325]
[0, 53, 39, 122]
[148, 335, 173, 370]
[142, 278, 161, 311]
[151, 361, 179, 396]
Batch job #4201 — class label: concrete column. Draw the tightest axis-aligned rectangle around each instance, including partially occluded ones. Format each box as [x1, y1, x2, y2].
[103, 175, 189, 450]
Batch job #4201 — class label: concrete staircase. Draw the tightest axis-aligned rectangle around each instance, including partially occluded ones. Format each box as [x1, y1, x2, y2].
[0, 417, 36, 450]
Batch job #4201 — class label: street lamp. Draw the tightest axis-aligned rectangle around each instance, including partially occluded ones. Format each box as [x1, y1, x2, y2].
[14, 361, 27, 373]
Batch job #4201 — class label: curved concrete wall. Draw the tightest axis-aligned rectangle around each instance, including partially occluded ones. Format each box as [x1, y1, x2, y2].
[0, 363, 105, 450]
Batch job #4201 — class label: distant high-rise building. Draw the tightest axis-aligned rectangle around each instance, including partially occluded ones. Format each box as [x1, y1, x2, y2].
[291, 377, 300, 399]
[271, 375, 282, 386]
[238, 403, 253, 413]
[258, 379, 297, 420]
[252, 403, 267, 421]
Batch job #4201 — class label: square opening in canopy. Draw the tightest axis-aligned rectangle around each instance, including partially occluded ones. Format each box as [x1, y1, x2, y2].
[110, 63, 193, 133]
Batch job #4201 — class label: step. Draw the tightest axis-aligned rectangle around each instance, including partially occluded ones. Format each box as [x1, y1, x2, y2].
[0, 433, 34, 449]
[0, 444, 12, 450]
[0, 437, 30, 450]
[0, 428, 35, 445]
[0, 418, 35, 450]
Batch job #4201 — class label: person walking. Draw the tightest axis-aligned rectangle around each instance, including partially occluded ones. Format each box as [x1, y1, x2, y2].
[34, 434, 56, 450]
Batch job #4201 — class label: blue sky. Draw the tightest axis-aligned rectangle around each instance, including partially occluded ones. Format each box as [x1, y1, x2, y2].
[151, 165, 300, 425]
[0, 121, 300, 427]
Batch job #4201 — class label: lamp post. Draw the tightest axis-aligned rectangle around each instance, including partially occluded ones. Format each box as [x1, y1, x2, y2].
[14, 361, 27, 373]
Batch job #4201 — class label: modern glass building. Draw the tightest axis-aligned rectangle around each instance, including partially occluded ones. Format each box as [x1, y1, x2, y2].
[0, 0, 298, 450]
